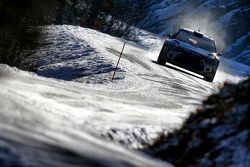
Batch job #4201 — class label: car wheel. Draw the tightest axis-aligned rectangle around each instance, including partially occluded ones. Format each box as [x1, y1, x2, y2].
[157, 46, 168, 65]
[204, 61, 220, 82]
[204, 71, 217, 82]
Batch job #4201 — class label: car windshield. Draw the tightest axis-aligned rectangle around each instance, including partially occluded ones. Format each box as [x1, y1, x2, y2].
[174, 30, 216, 53]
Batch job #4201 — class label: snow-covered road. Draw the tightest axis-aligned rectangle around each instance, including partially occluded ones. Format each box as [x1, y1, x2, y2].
[0, 25, 249, 167]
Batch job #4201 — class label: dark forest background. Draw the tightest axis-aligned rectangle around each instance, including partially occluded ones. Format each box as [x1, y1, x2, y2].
[0, 0, 148, 70]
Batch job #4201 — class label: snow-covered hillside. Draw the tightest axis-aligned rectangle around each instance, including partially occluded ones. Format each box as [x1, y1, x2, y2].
[0, 25, 249, 166]
[141, 0, 250, 66]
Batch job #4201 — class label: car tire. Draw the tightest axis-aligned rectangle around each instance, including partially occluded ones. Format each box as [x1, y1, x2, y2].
[204, 77, 214, 82]
[204, 61, 220, 82]
[157, 46, 168, 65]
[204, 68, 218, 82]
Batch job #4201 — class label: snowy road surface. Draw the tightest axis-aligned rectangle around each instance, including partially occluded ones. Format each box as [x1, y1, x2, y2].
[0, 26, 249, 167]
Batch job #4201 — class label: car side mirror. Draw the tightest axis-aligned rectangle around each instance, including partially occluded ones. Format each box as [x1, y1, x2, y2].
[218, 53, 222, 57]
[167, 34, 171, 38]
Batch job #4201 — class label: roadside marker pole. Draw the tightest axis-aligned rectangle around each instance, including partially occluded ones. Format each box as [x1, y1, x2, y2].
[112, 41, 126, 80]
[110, 11, 153, 81]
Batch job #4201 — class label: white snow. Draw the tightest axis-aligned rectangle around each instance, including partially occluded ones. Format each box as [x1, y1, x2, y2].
[0, 25, 249, 166]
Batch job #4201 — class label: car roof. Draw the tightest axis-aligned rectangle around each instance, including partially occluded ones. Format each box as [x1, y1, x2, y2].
[180, 28, 215, 41]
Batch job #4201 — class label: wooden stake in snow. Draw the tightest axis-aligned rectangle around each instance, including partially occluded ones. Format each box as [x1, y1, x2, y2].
[112, 42, 126, 80]
[110, 12, 154, 81]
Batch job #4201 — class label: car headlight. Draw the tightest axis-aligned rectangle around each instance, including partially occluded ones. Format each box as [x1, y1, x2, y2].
[207, 53, 216, 59]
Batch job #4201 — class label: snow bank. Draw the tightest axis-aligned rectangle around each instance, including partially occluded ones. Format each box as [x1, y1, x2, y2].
[145, 77, 250, 167]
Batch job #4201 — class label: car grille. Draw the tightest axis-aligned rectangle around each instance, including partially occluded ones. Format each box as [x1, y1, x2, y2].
[175, 53, 204, 71]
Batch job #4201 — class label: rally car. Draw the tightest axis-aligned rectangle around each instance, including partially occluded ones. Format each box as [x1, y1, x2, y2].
[157, 28, 221, 82]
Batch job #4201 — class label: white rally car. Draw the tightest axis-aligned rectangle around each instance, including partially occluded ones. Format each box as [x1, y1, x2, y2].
[157, 28, 221, 82]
